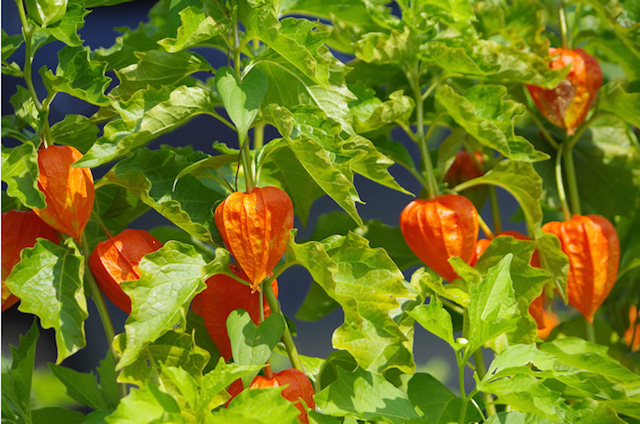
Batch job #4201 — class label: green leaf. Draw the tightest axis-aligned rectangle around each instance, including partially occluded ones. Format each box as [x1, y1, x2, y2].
[354, 27, 419, 66]
[118, 241, 208, 369]
[158, 366, 199, 412]
[420, 39, 568, 87]
[94, 22, 164, 70]
[35, 3, 88, 47]
[467, 254, 519, 353]
[598, 81, 640, 128]
[26, 0, 68, 27]
[578, 0, 640, 60]
[296, 281, 339, 322]
[485, 411, 555, 424]
[227, 310, 285, 376]
[1, 142, 46, 209]
[200, 359, 263, 411]
[50, 114, 99, 154]
[215, 66, 267, 140]
[31, 407, 85, 424]
[411, 267, 470, 307]
[456, 160, 543, 235]
[5, 239, 88, 363]
[287, 232, 415, 373]
[409, 296, 461, 352]
[100, 146, 226, 246]
[110, 50, 213, 99]
[97, 352, 120, 409]
[213, 387, 301, 424]
[474, 236, 553, 344]
[9, 85, 39, 131]
[105, 384, 185, 424]
[2, 320, 39, 422]
[535, 232, 569, 302]
[78, 85, 219, 167]
[48, 363, 109, 410]
[436, 84, 548, 162]
[158, 5, 228, 52]
[173, 154, 237, 188]
[314, 367, 420, 423]
[317, 350, 358, 390]
[41, 46, 111, 106]
[113, 330, 210, 388]
[407, 373, 480, 423]
[2, 29, 24, 61]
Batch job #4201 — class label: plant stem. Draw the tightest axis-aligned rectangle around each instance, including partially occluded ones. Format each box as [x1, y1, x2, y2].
[558, 0, 569, 49]
[473, 349, 497, 417]
[253, 123, 265, 150]
[15, 0, 42, 111]
[478, 214, 495, 240]
[410, 65, 439, 200]
[263, 282, 304, 372]
[562, 142, 581, 216]
[81, 234, 127, 399]
[555, 146, 572, 221]
[488, 187, 502, 235]
[526, 104, 559, 150]
[457, 358, 469, 424]
[585, 318, 596, 343]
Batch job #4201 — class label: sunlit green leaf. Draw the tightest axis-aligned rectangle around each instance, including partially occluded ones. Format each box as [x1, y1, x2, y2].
[118, 241, 208, 369]
[213, 387, 300, 424]
[409, 295, 461, 352]
[200, 359, 263, 411]
[354, 27, 418, 66]
[50, 114, 99, 154]
[5, 239, 87, 363]
[1, 142, 46, 209]
[598, 80, 640, 129]
[158, 5, 228, 52]
[35, 3, 88, 47]
[578, 0, 640, 59]
[105, 384, 185, 424]
[2, 29, 24, 61]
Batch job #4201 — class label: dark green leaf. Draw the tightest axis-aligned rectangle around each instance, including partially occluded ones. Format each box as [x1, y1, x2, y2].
[2, 320, 39, 421]
[118, 241, 208, 369]
[296, 281, 339, 322]
[97, 352, 120, 409]
[50, 114, 99, 154]
[5, 239, 87, 363]
[408, 373, 480, 423]
[48, 363, 109, 410]
[41, 46, 111, 105]
[31, 407, 85, 424]
[317, 350, 358, 390]
[314, 367, 420, 423]
[1, 142, 46, 209]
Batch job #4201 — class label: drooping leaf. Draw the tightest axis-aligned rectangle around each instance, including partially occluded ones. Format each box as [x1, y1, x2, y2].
[105, 384, 185, 424]
[411, 267, 470, 307]
[407, 373, 481, 423]
[118, 241, 208, 369]
[5, 239, 87, 363]
[100, 146, 226, 246]
[1, 142, 46, 209]
[314, 367, 420, 423]
[78, 85, 220, 167]
[35, 3, 89, 47]
[409, 295, 461, 352]
[288, 232, 415, 373]
[212, 387, 300, 424]
[41, 46, 111, 106]
[317, 350, 358, 390]
[158, 5, 228, 52]
[436, 84, 549, 162]
[48, 363, 109, 411]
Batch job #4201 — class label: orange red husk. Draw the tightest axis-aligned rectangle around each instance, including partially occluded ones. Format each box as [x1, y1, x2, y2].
[89, 229, 163, 313]
[33, 145, 94, 240]
[215, 186, 293, 291]
[191, 265, 279, 360]
[541, 215, 619, 323]
[400, 194, 478, 282]
[625, 305, 640, 352]
[2, 210, 60, 311]
[444, 151, 484, 187]
[249, 368, 316, 423]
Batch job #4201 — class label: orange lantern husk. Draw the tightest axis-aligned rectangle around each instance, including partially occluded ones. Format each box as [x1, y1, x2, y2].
[250, 368, 315, 423]
[625, 305, 640, 352]
[33, 145, 94, 240]
[2, 210, 60, 311]
[191, 265, 279, 361]
[542, 215, 619, 323]
[444, 151, 485, 187]
[214, 186, 294, 291]
[526, 48, 603, 135]
[400, 194, 478, 282]
[89, 229, 163, 313]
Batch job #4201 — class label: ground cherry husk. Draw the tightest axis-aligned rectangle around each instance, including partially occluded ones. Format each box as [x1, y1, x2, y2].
[625, 305, 640, 352]
[526, 48, 603, 135]
[400, 194, 478, 282]
[444, 151, 484, 187]
[250, 368, 316, 423]
[33, 145, 94, 240]
[89, 229, 163, 313]
[191, 265, 279, 360]
[214, 186, 293, 291]
[541, 215, 619, 323]
[2, 210, 60, 311]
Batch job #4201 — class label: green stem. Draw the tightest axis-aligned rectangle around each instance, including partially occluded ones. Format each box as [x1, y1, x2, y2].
[562, 142, 581, 216]
[263, 282, 304, 371]
[15, 0, 42, 111]
[526, 104, 559, 150]
[81, 234, 127, 399]
[488, 187, 502, 235]
[478, 214, 495, 240]
[410, 65, 439, 199]
[558, 0, 569, 49]
[585, 318, 596, 343]
[253, 123, 265, 150]
[240, 137, 255, 193]
[473, 349, 497, 417]
[458, 358, 469, 424]
[567, 112, 600, 151]
[555, 146, 572, 221]
[440, 297, 464, 316]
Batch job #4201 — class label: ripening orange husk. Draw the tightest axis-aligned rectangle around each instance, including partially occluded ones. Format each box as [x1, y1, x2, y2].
[400, 194, 478, 282]
[526, 48, 602, 135]
[2, 210, 60, 311]
[214, 186, 293, 291]
[33, 145, 94, 240]
[89, 229, 163, 313]
[625, 305, 640, 352]
[542, 215, 619, 323]
[249, 368, 316, 424]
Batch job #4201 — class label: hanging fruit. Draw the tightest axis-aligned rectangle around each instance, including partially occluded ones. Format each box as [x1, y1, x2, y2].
[541, 215, 619, 323]
[526, 48, 603, 135]
[89, 229, 163, 313]
[625, 305, 640, 352]
[400, 194, 478, 282]
[33, 145, 94, 240]
[215, 186, 294, 291]
[2, 210, 60, 311]
[249, 368, 316, 423]
[444, 151, 484, 187]
[191, 265, 279, 360]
